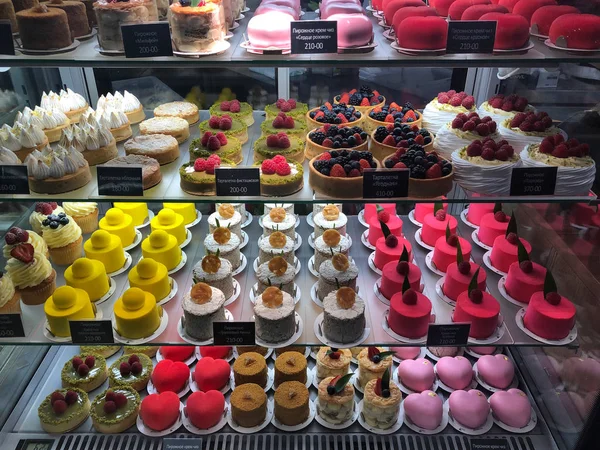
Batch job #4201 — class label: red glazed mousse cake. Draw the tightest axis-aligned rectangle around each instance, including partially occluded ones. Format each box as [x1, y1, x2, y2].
[392, 6, 438, 30]
[367, 208, 402, 247]
[429, 0, 455, 16]
[453, 285, 500, 339]
[364, 203, 396, 225]
[461, 4, 508, 20]
[443, 260, 487, 301]
[384, 0, 427, 26]
[413, 201, 447, 225]
[512, 0, 556, 22]
[490, 232, 532, 273]
[530, 6, 579, 37]
[380, 250, 422, 300]
[374, 234, 413, 270]
[421, 209, 457, 247]
[389, 285, 432, 339]
[505, 260, 546, 304]
[524, 289, 576, 340]
[480, 13, 530, 50]
[397, 16, 448, 50]
[498, 0, 520, 12]
[466, 201, 495, 226]
[477, 210, 511, 247]
[432, 232, 472, 273]
[549, 14, 600, 50]
[448, 0, 491, 20]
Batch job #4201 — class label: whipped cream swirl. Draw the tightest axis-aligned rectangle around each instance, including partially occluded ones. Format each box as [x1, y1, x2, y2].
[40, 88, 87, 113]
[97, 90, 141, 113]
[15, 106, 69, 130]
[25, 145, 87, 180]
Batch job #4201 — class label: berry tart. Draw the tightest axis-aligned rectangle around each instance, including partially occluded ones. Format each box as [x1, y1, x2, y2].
[38, 388, 90, 433]
[306, 102, 363, 131]
[317, 374, 355, 425]
[389, 277, 433, 339]
[520, 135, 595, 196]
[371, 123, 433, 160]
[452, 137, 520, 195]
[109, 353, 153, 391]
[199, 114, 248, 144]
[423, 90, 477, 134]
[90, 386, 140, 434]
[190, 131, 242, 165]
[334, 86, 385, 113]
[433, 112, 501, 159]
[257, 155, 304, 196]
[179, 155, 235, 196]
[253, 132, 304, 163]
[309, 150, 380, 198]
[61, 354, 108, 392]
[265, 98, 308, 121]
[453, 269, 500, 339]
[490, 216, 533, 273]
[305, 124, 369, 160]
[209, 99, 254, 126]
[261, 112, 307, 141]
[364, 102, 422, 134]
[499, 111, 562, 152]
[477, 94, 534, 124]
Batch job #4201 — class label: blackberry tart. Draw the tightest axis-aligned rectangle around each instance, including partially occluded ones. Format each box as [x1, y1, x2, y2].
[364, 102, 422, 133]
[371, 123, 433, 161]
[306, 102, 363, 131]
[334, 86, 385, 113]
[253, 132, 304, 163]
[305, 124, 369, 160]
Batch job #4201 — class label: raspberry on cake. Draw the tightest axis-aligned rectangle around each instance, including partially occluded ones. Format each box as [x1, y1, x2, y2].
[365, 101, 422, 134]
[334, 86, 385, 113]
[367, 205, 402, 246]
[374, 221, 413, 270]
[199, 114, 248, 144]
[477, 93, 533, 124]
[442, 245, 488, 302]
[265, 98, 308, 121]
[307, 102, 363, 131]
[257, 155, 304, 196]
[489, 215, 533, 273]
[253, 132, 304, 163]
[209, 99, 254, 126]
[389, 277, 432, 339]
[477, 205, 511, 247]
[396, 16, 448, 52]
[305, 125, 368, 160]
[380, 246, 422, 300]
[434, 111, 501, 159]
[504, 239, 546, 304]
[179, 155, 235, 196]
[421, 205, 458, 247]
[190, 131, 242, 164]
[448, 0, 491, 20]
[423, 90, 477, 135]
[260, 112, 307, 140]
[432, 224, 472, 273]
[372, 122, 433, 159]
[500, 110, 562, 152]
[530, 5, 579, 38]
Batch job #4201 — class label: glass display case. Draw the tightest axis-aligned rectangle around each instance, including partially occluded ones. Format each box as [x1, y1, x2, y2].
[0, 1, 599, 449]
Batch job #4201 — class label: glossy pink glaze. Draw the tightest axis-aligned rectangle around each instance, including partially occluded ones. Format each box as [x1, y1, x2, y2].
[442, 262, 487, 301]
[477, 354, 515, 388]
[490, 235, 532, 273]
[404, 390, 444, 430]
[432, 235, 472, 272]
[436, 356, 474, 390]
[478, 212, 511, 246]
[380, 260, 421, 299]
[374, 236, 413, 269]
[504, 261, 545, 303]
[398, 358, 435, 392]
[421, 213, 458, 247]
[367, 214, 403, 246]
[489, 389, 532, 428]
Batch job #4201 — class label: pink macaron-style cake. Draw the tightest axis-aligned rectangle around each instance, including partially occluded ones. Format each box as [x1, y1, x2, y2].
[490, 214, 532, 273]
[367, 204, 403, 246]
[504, 240, 546, 304]
[421, 203, 458, 247]
[523, 270, 576, 340]
[449, 389, 490, 429]
[477, 203, 511, 247]
[374, 221, 413, 270]
[413, 199, 447, 225]
[389, 276, 432, 339]
[380, 246, 422, 300]
[432, 223, 472, 273]
[442, 240, 487, 302]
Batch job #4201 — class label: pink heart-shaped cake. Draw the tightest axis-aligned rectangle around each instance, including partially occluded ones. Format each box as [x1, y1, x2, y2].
[140, 391, 180, 431]
[436, 356, 473, 390]
[152, 359, 190, 393]
[194, 357, 231, 392]
[477, 354, 514, 389]
[404, 390, 443, 430]
[390, 347, 420, 360]
[449, 389, 490, 429]
[186, 390, 225, 429]
[200, 346, 232, 360]
[398, 358, 435, 392]
[489, 389, 531, 428]
[160, 346, 195, 362]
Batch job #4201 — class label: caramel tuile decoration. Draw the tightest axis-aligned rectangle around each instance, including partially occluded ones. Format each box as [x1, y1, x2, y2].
[190, 282, 212, 305]
[268, 256, 288, 276]
[269, 207, 286, 223]
[262, 286, 283, 308]
[323, 229, 341, 247]
[336, 286, 356, 309]
[323, 204, 340, 221]
[332, 253, 349, 271]
[218, 204, 235, 219]
[268, 231, 286, 249]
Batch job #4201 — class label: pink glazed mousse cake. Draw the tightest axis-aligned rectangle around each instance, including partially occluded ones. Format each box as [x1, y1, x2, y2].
[504, 260, 546, 304]
[421, 209, 457, 247]
[490, 233, 532, 273]
[442, 260, 487, 302]
[432, 233, 472, 273]
[374, 235, 413, 270]
[380, 258, 422, 300]
[413, 201, 447, 225]
[477, 210, 511, 247]
[368, 213, 402, 246]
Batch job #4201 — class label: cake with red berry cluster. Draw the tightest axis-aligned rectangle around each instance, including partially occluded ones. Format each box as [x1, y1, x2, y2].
[434, 112, 501, 159]
[373, 222, 413, 270]
[477, 94, 534, 125]
[452, 137, 520, 195]
[334, 86, 385, 113]
[38, 387, 90, 433]
[307, 102, 364, 131]
[432, 224, 472, 273]
[372, 123, 433, 160]
[365, 102, 422, 133]
[499, 110, 561, 152]
[367, 205, 403, 247]
[61, 354, 108, 392]
[190, 131, 242, 164]
[490, 216, 533, 273]
[421, 205, 457, 247]
[504, 241, 546, 304]
[179, 155, 235, 195]
[530, 5, 580, 38]
[423, 90, 477, 134]
[200, 114, 248, 144]
[254, 132, 304, 163]
[389, 276, 432, 339]
[257, 155, 304, 196]
[3, 225, 48, 259]
[477, 205, 511, 247]
[396, 16, 448, 52]
[309, 149, 380, 198]
[549, 13, 600, 50]
[380, 247, 422, 300]
[261, 112, 307, 140]
[266, 98, 308, 121]
[305, 124, 369, 160]
[521, 134, 595, 196]
[442, 247, 487, 302]
[209, 99, 254, 126]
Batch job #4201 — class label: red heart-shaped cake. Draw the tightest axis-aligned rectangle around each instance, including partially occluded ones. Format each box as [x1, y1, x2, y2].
[186, 390, 225, 430]
[160, 346, 195, 362]
[200, 346, 232, 360]
[140, 391, 180, 431]
[194, 357, 231, 392]
[152, 359, 190, 393]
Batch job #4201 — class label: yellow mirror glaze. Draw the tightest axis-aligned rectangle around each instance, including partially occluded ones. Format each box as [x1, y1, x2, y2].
[99, 208, 136, 248]
[128, 259, 171, 302]
[113, 202, 149, 227]
[44, 286, 95, 337]
[142, 230, 182, 271]
[138, 258, 158, 279]
[84, 230, 126, 273]
[151, 209, 186, 245]
[64, 258, 110, 302]
[114, 287, 161, 339]
[163, 203, 196, 225]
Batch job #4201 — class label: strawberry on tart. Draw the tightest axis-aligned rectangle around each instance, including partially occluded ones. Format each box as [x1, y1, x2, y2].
[389, 277, 433, 339]
[477, 206, 511, 247]
[373, 222, 413, 270]
[364, 102, 422, 134]
[334, 86, 385, 114]
[253, 132, 304, 163]
[431, 224, 472, 273]
[305, 124, 368, 160]
[503, 241, 546, 304]
[265, 98, 308, 121]
[257, 155, 304, 196]
[489, 215, 533, 273]
[477, 94, 534, 125]
[367, 205, 402, 247]
[420, 205, 457, 248]
[200, 114, 248, 144]
[190, 131, 242, 165]
[423, 90, 477, 135]
[209, 99, 254, 126]
[434, 112, 501, 159]
[499, 111, 562, 152]
[442, 245, 487, 303]
[380, 247, 422, 301]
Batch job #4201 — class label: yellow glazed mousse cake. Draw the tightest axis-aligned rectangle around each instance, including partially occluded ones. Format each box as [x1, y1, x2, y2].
[163, 202, 197, 225]
[44, 286, 96, 338]
[99, 208, 136, 248]
[41, 213, 83, 266]
[64, 258, 110, 302]
[113, 202, 148, 227]
[128, 258, 171, 303]
[84, 230, 126, 274]
[150, 208, 186, 246]
[113, 287, 162, 339]
[141, 230, 182, 271]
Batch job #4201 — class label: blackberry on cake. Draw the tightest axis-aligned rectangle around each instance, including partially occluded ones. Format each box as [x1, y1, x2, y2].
[305, 124, 368, 160]
[307, 102, 363, 131]
[373, 122, 433, 160]
[334, 86, 385, 111]
[365, 101, 421, 133]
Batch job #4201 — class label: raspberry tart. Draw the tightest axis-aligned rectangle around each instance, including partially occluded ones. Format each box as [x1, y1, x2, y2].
[432, 224, 472, 273]
[209, 99, 254, 126]
[504, 240, 546, 304]
[477, 206, 511, 247]
[334, 86, 385, 113]
[257, 155, 304, 196]
[61, 354, 108, 392]
[108, 353, 153, 391]
[389, 277, 433, 339]
[305, 124, 368, 160]
[199, 114, 248, 144]
[477, 94, 534, 124]
[520, 135, 595, 196]
[499, 110, 562, 152]
[490, 216, 533, 273]
[372, 123, 433, 160]
[179, 155, 235, 196]
[373, 222, 413, 270]
[364, 102, 422, 133]
[38, 388, 90, 433]
[90, 386, 140, 433]
[433, 112, 501, 159]
[421, 206, 458, 247]
[380, 246, 422, 300]
[265, 98, 308, 121]
[190, 131, 242, 164]
[254, 132, 304, 163]
[307, 102, 363, 131]
[423, 90, 477, 134]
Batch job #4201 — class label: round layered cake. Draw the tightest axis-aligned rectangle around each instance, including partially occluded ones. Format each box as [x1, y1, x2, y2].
[253, 287, 295, 343]
[258, 232, 294, 265]
[192, 254, 234, 299]
[317, 254, 358, 301]
[182, 283, 226, 341]
[389, 289, 432, 339]
[323, 288, 365, 344]
[256, 257, 295, 296]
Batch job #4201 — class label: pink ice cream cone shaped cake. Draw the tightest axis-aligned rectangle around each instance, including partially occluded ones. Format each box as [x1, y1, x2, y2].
[504, 242, 546, 304]
[490, 214, 532, 273]
[388, 276, 432, 339]
[380, 246, 421, 300]
[432, 223, 472, 273]
[373, 221, 413, 270]
[367, 205, 402, 247]
[477, 205, 511, 247]
[421, 206, 457, 247]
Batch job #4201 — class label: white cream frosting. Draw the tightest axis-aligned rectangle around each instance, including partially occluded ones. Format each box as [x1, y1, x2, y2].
[81, 107, 130, 130]
[0, 273, 16, 308]
[25, 145, 87, 180]
[3, 230, 47, 259]
[16, 106, 69, 130]
[262, 213, 296, 232]
[96, 91, 142, 113]
[60, 120, 114, 152]
[5, 250, 53, 289]
[498, 119, 565, 153]
[63, 202, 98, 217]
[0, 123, 46, 150]
[0, 146, 21, 164]
[434, 122, 501, 159]
[476, 101, 535, 125]
[40, 89, 87, 113]
[422, 98, 475, 135]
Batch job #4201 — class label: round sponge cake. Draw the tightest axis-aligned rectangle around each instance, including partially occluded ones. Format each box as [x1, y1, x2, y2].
[397, 16, 448, 50]
[549, 14, 600, 50]
[461, 4, 507, 20]
[480, 12, 529, 50]
[448, 0, 490, 20]
[512, 0, 555, 22]
[531, 5, 579, 37]
[392, 6, 438, 30]
[383, 0, 426, 25]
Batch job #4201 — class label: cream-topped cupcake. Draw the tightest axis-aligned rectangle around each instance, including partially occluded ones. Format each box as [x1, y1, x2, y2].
[0, 272, 20, 313]
[41, 212, 83, 265]
[29, 202, 64, 234]
[63, 202, 99, 234]
[6, 246, 56, 305]
[3, 228, 48, 259]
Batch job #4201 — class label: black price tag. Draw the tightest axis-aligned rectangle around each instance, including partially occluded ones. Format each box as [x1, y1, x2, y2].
[363, 168, 409, 198]
[0, 314, 25, 338]
[510, 167, 557, 196]
[163, 438, 202, 450]
[291, 20, 337, 54]
[471, 438, 509, 450]
[426, 324, 470, 347]
[97, 165, 144, 196]
[121, 22, 173, 58]
[213, 321, 255, 346]
[15, 439, 55, 450]
[69, 320, 114, 344]
[0, 165, 29, 195]
[446, 21, 496, 54]
[215, 167, 260, 196]
[0, 20, 14, 56]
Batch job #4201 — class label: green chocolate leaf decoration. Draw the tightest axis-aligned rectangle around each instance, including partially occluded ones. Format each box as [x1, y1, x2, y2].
[493, 202, 503, 214]
[517, 239, 530, 263]
[400, 246, 409, 262]
[456, 239, 464, 264]
[333, 373, 354, 394]
[434, 202, 443, 214]
[402, 275, 411, 293]
[215, 218, 221, 228]
[380, 220, 391, 239]
[506, 214, 518, 238]
[468, 268, 480, 295]
[376, 351, 396, 360]
[376, 204, 383, 213]
[445, 222, 451, 240]
[544, 270, 557, 297]
[381, 367, 390, 391]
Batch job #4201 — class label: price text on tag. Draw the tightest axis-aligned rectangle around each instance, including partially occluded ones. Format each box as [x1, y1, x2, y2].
[215, 167, 260, 196]
[0, 314, 25, 338]
[446, 21, 496, 54]
[470, 438, 509, 450]
[363, 168, 409, 198]
[426, 323, 470, 346]
[163, 438, 202, 450]
[213, 322, 255, 346]
[69, 320, 115, 344]
[291, 20, 337, 54]
[0, 165, 29, 195]
[97, 165, 144, 196]
[122, 22, 173, 58]
[510, 167, 557, 196]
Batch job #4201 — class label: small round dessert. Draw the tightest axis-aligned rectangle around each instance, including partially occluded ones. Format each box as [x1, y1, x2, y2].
[124, 346, 158, 358]
[453, 288, 500, 339]
[404, 390, 443, 430]
[362, 376, 402, 430]
[392, 347, 421, 360]
[139, 117, 190, 144]
[318, 254, 358, 301]
[193, 254, 234, 299]
[380, 259, 422, 300]
[523, 291, 576, 340]
[467, 202, 495, 226]
[389, 289, 432, 339]
[480, 12, 530, 50]
[421, 209, 458, 247]
[113, 288, 163, 340]
[367, 214, 402, 247]
[233, 352, 268, 387]
[38, 388, 90, 433]
[16, 4, 72, 50]
[505, 260, 546, 304]
[155, 101, 200, 125]
[64, 258, 110, 303]
[306, 104, 364, 131]
[257, 256, 295, 296]
[253, 133, 304, 163]
[499, 111, 561, 153]
[357, 347, 393, 389]
[314, 204, 347, 238]
[109, 353, 152, 391]
[180, 156, 234, 196]
[265, 98, 308, 121]
[210, 99, 254, 126]
[396, 16, 448, 51]
[62, 354, 108, 392]
[258, 231, 294, 265]
[274, 381, 310, 426]
[80, 346, 121, 359]
[423, 91, 477, 135]
[448, 389, 490, 430]
[370, 121, 431, 157]
[478, 211, 511, 247]
[208, 203, 243, 238]
[462, 4, 508, 20]
[323, 288, 366, 344]
[190, 131, 242, 165]
[316, 347, 352, 381]
[128, 258, 172, 304]
[204, 227, 241, 271]
[490, 233, 532, 273]
[150, 209, 186, 247]
[262, 207, 296, 238]
[84, 230, 125, 274]
[182, 282, 226, 342]
[433, 112, 502, 160]
[432, 234, 472, 273]
[274, 346, 306, 357]
[489, 389, 532, 428]
[477, 354, 515, 389]
[274, 351, 307, 386]
[261, 112, 307, 140]
[90, 386, 140, 433]
[151, 359, 190, 394]
[254, 286, 296, 344]
[443, 261, 487, 301]
[141, 230, 182, 272]
[436, 356, 474, 390]
[317, 375, 355, 425]
[314, 230, 351, 273]
[334, 86, 384, 113]
[231, 383, 268, 428]
[364, 203, 396, 225]
[124, 134, 180, 166]
[257, 156, 304, 197]
[235, 346, 269, 357]
[304, 125, 368, 160]
[200, 115, 248, 144]
[373, 235, 413, 270]
[398, 358, 435, 392]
